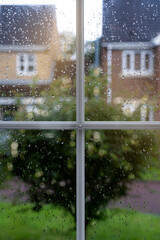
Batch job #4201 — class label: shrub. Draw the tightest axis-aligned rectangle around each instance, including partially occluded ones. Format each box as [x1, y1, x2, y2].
[1, 98, 155, 228]
[0, 72, 156, 227]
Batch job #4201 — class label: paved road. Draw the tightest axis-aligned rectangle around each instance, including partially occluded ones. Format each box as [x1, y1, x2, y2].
[0, 178, 29, 203]
[109, 181, 160, 215]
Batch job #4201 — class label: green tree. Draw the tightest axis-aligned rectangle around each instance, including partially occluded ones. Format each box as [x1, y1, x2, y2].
[59, 31, 76, 60]
[0, 72, 156, 229]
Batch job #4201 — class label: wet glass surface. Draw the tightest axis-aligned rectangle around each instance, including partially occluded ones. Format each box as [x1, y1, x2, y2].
[0, 2, 76, 121]
[85, 0, 160, 121]
[85, 130, 160, 240]
[0, 129, 76, 240]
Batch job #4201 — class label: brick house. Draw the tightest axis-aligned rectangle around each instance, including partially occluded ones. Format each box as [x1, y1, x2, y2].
[100, 0, 160, 120]
[0, 5, 60, 119]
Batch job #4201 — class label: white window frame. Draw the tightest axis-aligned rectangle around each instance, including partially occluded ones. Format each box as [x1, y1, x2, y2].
[0, 1, 160, 240]
[140, 104, 154, 121]
[122, 50, 154, 76]
[17, 53, 36, 76]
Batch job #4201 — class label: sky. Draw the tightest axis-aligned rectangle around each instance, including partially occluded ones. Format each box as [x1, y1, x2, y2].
[0, 0, 102, 41]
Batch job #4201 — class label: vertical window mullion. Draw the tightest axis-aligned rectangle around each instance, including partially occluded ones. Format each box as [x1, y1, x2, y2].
[76, 0, 85, 240]
[76, 129, 85, 240]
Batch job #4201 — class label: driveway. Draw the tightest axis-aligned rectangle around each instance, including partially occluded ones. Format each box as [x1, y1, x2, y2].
[109, 180, 160, 215]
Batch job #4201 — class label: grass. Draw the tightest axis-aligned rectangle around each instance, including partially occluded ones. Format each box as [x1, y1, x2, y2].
[140, 156, 160, 181]
[141, 167, 160, 181]
[87, 208, 160, 240]
[0, 202, 76, 240]
[0, 203, 160, 239]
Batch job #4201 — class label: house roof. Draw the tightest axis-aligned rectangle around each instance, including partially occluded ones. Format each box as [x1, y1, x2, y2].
[102, 0, 160, 43]
[0, 5, 56, 46]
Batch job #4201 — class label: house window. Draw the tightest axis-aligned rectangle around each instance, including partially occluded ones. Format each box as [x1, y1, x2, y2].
[1, 2, 159, 240]
[122, 50, 153, 76]
[17, 54, 36, 76]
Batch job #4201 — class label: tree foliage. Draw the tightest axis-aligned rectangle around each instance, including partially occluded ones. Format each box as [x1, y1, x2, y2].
[0, 71, 156, 228]
[59, 31, 76, 60]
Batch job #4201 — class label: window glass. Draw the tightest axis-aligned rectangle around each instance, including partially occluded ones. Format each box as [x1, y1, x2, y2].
[122, 51, 153, 76]
[85, 0, 159, 121]
[0, 2, 76, 121]
[17, 54, 36, 76]
[135, 53, 141, 71]
[1, 0, 160, 239]
[127, 54, 130, 69]
[0, 129, 76, 240]
[86, 130, 160, 239]
[145, 54, 149, 69]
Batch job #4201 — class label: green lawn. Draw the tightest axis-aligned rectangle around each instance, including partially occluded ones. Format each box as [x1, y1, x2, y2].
[140, 156, 160, 181]
[0, 202, 76, 240]
[87, 208, 160, 240]
[141, 167, 160, 181]
[0, 203, 160, 240]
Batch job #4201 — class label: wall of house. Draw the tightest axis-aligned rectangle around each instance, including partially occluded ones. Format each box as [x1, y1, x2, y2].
[100, 47, 107, 73]
[154, 46, 160, 83]
[0, 50, 55, 82]
[153, 46, 160, 120]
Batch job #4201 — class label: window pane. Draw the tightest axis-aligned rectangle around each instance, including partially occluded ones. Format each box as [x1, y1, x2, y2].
[127, 54, 130, 70]
[28, 66, 34, 72]
[135, 53, 141, 71]
[145, 54, 150, 70]
[86, 130, 160, 239]
[28, 55, 34, 62]
[0, 129, 76, 240]
[85, 0, 157, 121]
[20, 56, 24, 62]
[0, 2, 76, 121]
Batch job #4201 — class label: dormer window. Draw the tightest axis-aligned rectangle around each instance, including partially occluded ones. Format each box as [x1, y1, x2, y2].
[17, 53, 36, 76]
[122, 50, 154, 77]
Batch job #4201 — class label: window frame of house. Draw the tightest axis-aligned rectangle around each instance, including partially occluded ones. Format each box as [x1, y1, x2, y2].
[17, 53, 36, 76]
[122, 50, 154, 77]
[140, 104, 154, 121]
[0, 1, 160, 240]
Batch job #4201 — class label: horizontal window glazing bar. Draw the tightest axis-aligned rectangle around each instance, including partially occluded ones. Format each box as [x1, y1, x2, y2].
[84, 121, 160, 130]
[0, 121, 77, 130]
[0, 121, 160, 130]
